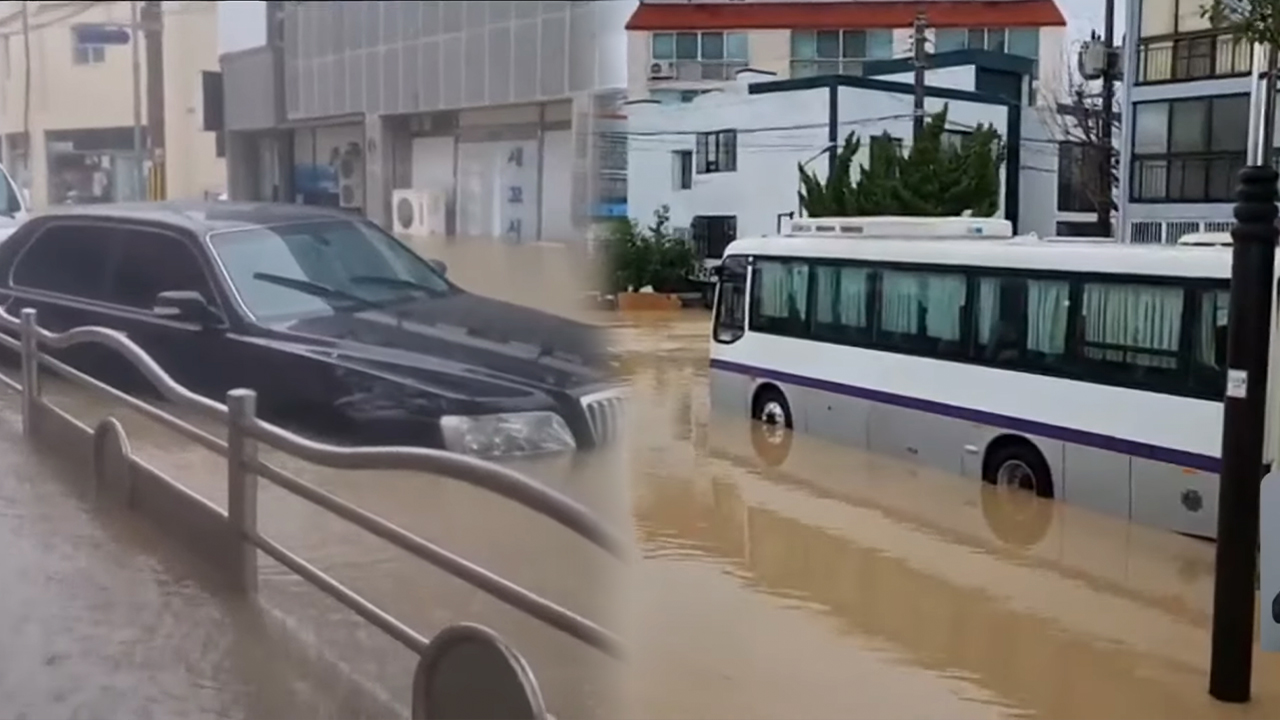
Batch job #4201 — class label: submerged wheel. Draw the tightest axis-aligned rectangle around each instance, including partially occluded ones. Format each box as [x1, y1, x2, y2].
[980, 440, 1055, 548]
[983, 442, 1054, 499]
[750, 385, 794, 467]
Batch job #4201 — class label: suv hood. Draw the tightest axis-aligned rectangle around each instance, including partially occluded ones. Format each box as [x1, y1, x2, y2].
[270, 292, 613, 393]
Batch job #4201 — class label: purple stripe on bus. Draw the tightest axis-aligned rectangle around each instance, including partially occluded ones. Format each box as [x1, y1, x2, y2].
[709, 357, 1221, 474]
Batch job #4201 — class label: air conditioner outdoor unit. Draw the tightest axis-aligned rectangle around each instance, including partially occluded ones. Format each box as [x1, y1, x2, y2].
[391, 189, 426, 235]
[648, 61, 676, 80]
[419, 189, 449, 236]
[337, 142, 364, 209]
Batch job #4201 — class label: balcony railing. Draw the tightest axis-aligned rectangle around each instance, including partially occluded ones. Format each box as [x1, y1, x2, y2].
[1136, 31, 1251, 84]
[665, 60, 750, 82]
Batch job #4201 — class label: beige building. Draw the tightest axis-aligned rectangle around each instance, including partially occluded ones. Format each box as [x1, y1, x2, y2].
[0, 0, 224, 209]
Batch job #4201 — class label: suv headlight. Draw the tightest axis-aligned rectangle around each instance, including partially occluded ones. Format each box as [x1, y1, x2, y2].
[439, 411, 577, 457]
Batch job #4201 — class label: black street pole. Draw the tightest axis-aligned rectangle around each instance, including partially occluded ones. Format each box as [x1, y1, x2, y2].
[1097, 0, 1115, 237]
[1210, 164, 1279, 704]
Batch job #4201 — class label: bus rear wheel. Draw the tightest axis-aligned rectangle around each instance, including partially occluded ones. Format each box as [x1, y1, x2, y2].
[983, 442, 1053, 499]
[980, 440, 1055, 548]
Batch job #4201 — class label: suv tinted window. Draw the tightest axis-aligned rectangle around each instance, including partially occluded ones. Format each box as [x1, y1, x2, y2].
[12, 224, 114, 300]
[106, 228, 214, 309]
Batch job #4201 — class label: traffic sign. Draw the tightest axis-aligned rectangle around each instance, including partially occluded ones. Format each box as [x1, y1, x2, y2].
[73, 25, 132, 46]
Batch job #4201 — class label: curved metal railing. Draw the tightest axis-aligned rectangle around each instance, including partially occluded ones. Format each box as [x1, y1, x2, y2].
[0, 305, 626, 716]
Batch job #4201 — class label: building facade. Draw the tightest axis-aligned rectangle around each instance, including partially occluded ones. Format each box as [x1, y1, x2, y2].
[627, 52, 1084, 245]
[1118, 0, 1252, 243]
[624, 0, 1067, 106]
[222, 0, 627, 242]
[0, 0, 225, 208]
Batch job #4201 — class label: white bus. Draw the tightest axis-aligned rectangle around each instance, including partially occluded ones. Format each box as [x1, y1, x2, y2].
[708, 216, 1264, 539]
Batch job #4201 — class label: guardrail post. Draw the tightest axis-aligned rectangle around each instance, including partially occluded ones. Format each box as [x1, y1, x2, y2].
[19, 308, 39, 438]
[226, 388, 259, 594]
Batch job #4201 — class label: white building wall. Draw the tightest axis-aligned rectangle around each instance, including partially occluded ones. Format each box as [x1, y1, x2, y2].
[627, 74, 1021, 240]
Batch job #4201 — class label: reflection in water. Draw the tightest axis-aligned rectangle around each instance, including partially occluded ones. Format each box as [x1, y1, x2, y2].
[616, 312, 1280, 720]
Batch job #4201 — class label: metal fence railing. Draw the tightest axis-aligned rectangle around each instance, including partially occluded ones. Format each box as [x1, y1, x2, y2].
[0, 306, 626, 719]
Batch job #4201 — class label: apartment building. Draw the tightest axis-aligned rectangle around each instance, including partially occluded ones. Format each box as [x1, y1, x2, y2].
[1117, 0, 1253, 243]
[0, 0, 224, 209]
[624, 0, 1067, 105]
[221, 0, 626, 241]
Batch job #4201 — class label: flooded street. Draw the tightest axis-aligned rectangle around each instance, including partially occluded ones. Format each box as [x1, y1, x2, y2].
[617, 312, 1280, 720]
[14, 254, 1280, 717]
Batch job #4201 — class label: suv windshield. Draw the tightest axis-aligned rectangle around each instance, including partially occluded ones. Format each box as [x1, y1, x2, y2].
[209, 219, 454, 323]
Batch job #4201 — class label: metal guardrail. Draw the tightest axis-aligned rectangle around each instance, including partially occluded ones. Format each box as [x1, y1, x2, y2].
[0, 306, 626, 717]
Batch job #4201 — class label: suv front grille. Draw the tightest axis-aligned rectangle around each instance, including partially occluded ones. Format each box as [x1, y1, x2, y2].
[580, 389, 627, 446]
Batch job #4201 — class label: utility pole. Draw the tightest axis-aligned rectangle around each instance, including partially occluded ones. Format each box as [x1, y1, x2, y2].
[20, 3, 30, 197]
[142, 0, 165, 201]
[911, 10, 928, 142]
[1097, 0, 1116, 237]
[1208, 25, 1280, 702]
[130, 0, 143, 202]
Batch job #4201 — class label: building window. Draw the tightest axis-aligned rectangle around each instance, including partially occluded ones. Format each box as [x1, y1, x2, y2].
[598, 174, 627, 204]
[597, 132, 627, 173]
[935, 27, 1039, 58]
[1057, 142, 1098, 213]
[789, 29, 893, 78]
[72, 28, 106, 66]
[673, 150, 693, 190]
[650, 31, 748, 81]
[1131, 95, 1249, 202]
[695, 130, 737, 174]
[1136, 32, 1250, 84]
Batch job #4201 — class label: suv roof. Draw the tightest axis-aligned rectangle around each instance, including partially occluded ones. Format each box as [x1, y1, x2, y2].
[37, 201, 363, 235]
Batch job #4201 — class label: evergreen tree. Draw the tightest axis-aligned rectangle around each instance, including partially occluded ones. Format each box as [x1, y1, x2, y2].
[797, 104, 1006, 218]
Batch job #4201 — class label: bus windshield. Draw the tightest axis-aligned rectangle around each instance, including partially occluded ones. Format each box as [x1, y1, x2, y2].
[714, 256, 748, 343]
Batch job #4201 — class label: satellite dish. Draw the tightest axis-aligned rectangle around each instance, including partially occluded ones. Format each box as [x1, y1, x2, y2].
[411, 624, 549, 720]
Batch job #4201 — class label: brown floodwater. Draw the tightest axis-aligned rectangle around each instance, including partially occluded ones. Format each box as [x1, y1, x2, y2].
[11, 241, 1280, 718]
[617, 311, 1280, 720]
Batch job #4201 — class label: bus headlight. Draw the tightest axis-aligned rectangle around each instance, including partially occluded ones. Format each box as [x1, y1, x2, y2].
[439, 412, 577, 457]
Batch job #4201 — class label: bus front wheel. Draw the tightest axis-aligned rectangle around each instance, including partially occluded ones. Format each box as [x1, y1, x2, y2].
[750, 385, 793, 467]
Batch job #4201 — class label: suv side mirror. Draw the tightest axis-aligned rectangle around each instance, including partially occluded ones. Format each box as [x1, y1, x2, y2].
[154, 290, 223, 327]
[427, 258, 448, 277]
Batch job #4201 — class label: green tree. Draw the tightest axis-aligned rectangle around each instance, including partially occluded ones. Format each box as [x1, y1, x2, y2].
[1202, 0, 1280, 49]
[798, 132, 859, 216]
[603, 205, 697, 293]
[798, 104, 1006, 217]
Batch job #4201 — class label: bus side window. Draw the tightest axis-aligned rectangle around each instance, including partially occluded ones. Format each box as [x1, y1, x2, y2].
[714, 266, 747, 344]
[750, 258, 809, 338]
[974, 275, 1071, 368]
[1190, 287, 1229, 396]
[1075, 280, 1185, 388]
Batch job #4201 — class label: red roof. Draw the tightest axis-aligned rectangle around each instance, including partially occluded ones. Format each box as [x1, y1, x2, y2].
[625, 1, 1066, 31]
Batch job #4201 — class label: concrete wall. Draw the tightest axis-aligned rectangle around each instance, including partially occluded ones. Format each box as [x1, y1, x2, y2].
[222, 46, 279, 132]
[284, 1, 616, 120]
